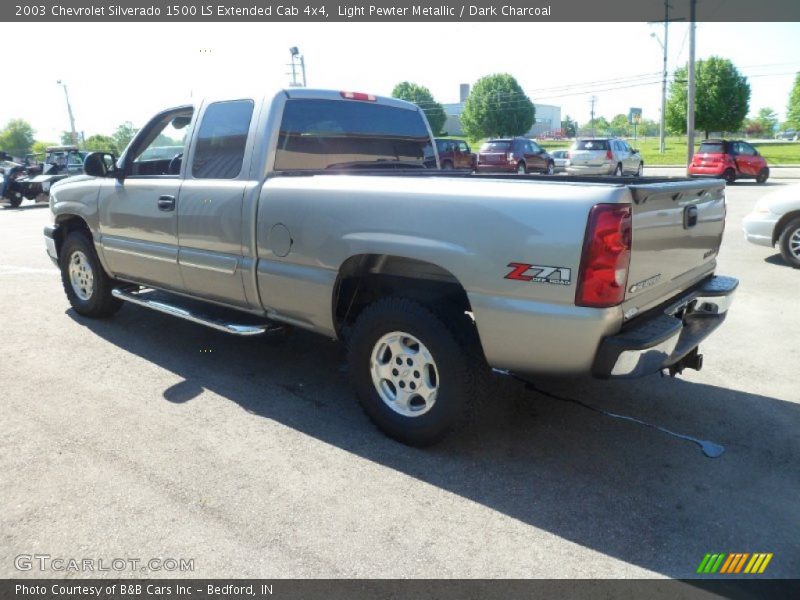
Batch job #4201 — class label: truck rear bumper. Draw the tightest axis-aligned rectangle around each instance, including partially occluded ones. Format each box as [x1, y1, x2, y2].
[592, 275, 738, 378]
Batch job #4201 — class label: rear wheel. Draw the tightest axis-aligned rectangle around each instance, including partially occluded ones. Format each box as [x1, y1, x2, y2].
[778, 217, 800, 268]
[723, 168, 736, 185]
[347, 297, 485, 446]
[636, 162, 644, 177]
[7, 194, 22, 208]
[59, 230, 122, 317]
[756, 168, 769, 184]
[517, 162, 527, 175]
[441, 160, 453, 170]
[613, 163, 623, 176]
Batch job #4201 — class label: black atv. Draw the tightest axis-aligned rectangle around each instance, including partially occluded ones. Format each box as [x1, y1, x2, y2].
[1, 146, 86, 208]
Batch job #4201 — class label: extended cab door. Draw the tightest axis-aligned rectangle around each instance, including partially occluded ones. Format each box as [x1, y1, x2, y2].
[97, 106, 194, 291]
[177, 99, 257, 307]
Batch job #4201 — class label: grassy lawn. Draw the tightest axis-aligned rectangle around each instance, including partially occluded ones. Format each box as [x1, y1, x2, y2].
[443, 135, 800, 165]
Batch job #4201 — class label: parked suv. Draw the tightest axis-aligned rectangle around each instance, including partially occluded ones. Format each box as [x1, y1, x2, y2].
[566, 138, 643, 176]
[435, 138, 476, 170]
[688, 139, 769, 184]
[476, 137, 555, 175]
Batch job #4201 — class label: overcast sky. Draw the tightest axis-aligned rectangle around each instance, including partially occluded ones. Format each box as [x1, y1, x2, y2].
[2, 21, 799, 141]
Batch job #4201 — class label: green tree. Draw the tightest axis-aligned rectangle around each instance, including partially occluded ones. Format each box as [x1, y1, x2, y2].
[0, 119, 36, 158]
[84, 134, 119, 154]
[561, 115, 577, 137]
[665, 56, 750, 138]
[112, 121, 139, 153]
[391, 82, 447, 136]
[589, 116, 610, 136]
[460, 74, 534, 140]
[752, 107, 779, 137]
[32, 140, 55, 156]
[638, 118, 659, 137]
[786, 72, 800, 130]
[60, 131, 79, 146]
[609, 114, 631, 137]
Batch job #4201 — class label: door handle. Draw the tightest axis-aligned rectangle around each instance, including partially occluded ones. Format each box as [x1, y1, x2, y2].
[157, 195, 176, 211]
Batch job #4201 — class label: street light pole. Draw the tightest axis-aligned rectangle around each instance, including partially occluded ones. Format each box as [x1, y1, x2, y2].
[660, 3, 669, 154]
[686, 0, 697, 167]
[288, 47, 306, 87]
[56, 80, 78, 147]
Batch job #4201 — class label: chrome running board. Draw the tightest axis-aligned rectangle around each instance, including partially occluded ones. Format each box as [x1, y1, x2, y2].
[112, 287, 279, 336]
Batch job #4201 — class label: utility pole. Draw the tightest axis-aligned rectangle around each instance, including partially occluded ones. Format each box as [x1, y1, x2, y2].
[686, 0, 697, 166]
[57, 80, 78, 147]
[659, 1, 670, 154]
[590, 96, 597, 137]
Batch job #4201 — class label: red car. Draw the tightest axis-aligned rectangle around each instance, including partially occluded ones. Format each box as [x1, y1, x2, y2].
[435, 138, 476, 170]
[688, 139, 769, 184]
[475, 137, 555, 175]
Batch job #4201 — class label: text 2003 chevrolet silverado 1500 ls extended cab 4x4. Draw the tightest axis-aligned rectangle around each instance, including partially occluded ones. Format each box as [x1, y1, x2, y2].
[44, 89, 737, 446]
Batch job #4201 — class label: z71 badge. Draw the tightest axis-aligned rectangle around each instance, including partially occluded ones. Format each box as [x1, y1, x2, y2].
[505, 262, 572, 285]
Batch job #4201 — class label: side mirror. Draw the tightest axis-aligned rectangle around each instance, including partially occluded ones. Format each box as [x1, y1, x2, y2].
[631, 148, 640, 154]
[84, 152, 119, 179]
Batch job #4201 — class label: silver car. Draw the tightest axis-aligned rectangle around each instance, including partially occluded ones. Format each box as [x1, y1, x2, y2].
[549, 149, 569, 173]
[566, 138, 644, 176]
[742, 183, 800, 268]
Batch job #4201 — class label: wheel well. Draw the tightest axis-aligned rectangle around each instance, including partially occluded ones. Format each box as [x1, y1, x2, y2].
[333, 254, 473, 336]
[53, 215, 91, 257]
[774, 211, 800, 245]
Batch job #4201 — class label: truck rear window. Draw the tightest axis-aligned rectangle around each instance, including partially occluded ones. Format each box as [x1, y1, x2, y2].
[274, 99, 433, 171]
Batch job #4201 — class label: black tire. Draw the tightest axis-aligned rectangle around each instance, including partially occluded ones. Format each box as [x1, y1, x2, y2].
[7, 194, 22, 208]
[516, 162, 526, 174]
[347, 297, 485, 446]
[613, 163, 623, 176]
[778, 217, 800, 269]
[441, 160, 453, 170]
[723, 168, 736, 185]
[59, 230, 123, 317]
[756, 168, 769, 184]
[544, 161, 555, 175]
[636, 162, 644, 177]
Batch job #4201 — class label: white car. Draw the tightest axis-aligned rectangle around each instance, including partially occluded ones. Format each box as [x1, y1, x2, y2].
[742, 183, 800, 268]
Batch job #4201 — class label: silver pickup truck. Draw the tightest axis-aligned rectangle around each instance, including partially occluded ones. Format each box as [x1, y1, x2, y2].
[44, 88, 737, 446]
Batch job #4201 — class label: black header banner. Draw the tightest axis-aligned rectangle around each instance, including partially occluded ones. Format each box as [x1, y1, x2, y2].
[4, 579, 800, 600]
[2, 0, 799, 22]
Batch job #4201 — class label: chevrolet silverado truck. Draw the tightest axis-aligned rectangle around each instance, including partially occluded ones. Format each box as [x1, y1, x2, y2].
[44, 88, 737, 446]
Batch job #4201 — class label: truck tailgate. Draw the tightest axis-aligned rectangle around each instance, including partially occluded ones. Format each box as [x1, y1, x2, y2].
[623, 179, 726, 315]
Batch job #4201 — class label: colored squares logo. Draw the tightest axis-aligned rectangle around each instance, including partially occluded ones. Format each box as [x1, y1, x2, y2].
[697, 553, 773, 574]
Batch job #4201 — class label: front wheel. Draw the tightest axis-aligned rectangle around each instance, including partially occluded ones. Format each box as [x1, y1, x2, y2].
[544, 161, 555, 175]
[347, 297, 484, 446]
[778, 217, 800, 268]
[723, 168, 736, 185]
[756, 168, 769, 184]
[59, 230, 122, 317]
[636, 162, 644, 177]
[613, 163, 623, 176]
[516, 162, 526, 175]
[7, 194, 22, 208]
[441, 160, 453, 170]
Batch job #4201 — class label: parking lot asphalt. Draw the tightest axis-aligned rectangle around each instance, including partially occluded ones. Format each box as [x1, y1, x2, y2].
[1, 180, 798, 580]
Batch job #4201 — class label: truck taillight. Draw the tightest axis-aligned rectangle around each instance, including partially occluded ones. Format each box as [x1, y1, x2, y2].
[576, 204, 632, 308]
[606, 149, 614, 160]
[340, 91, 376, 101]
